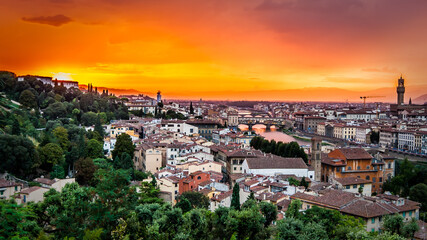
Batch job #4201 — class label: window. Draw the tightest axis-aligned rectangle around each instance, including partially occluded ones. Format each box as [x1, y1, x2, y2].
[366, 176, 370, 180]
[379, 177, 382, 183]
[346, 186, 350, 189]
[367, 166, 370, 169]
[360, 184, 364, 187]
[357, 166, 361, 170]
[197, 176, 201, 180]
[336, 167, 340, 172]
[371, 228, 375, 232]
[403, 212, 406, 217]
[234, 167, 237, 171]
[373, 177, 376, 183]
[348, 166, 352, 170]
[15, 186, 18, 191]
[353, 184, 357, 189]
[372, 218, 375, 224]
[0, 190, 4, 195]
[409, 211, 412, 217]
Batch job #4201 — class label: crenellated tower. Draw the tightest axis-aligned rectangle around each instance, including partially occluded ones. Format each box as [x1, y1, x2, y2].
[397, 75, 405, 105]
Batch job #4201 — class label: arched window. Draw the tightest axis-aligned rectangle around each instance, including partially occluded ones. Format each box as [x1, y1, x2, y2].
[366, 176, 370, 180]
[197, 176, 201, 180]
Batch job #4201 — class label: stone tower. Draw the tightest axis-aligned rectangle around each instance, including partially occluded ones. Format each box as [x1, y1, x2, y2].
[311, 137, 322, 182]
[157, 91, 162, 103]
[397, 75, 405, 105]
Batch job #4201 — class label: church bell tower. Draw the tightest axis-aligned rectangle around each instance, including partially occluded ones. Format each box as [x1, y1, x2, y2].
[311, 137, 322, 182]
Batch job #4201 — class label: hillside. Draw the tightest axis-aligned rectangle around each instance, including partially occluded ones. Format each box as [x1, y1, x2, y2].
[413, 93, 427, 105]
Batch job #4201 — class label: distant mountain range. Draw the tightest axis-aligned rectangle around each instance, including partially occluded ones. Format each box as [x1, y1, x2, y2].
[413, 94, 427, 104]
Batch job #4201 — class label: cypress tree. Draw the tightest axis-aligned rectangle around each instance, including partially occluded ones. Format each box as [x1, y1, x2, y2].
[190, 102, 194, 114]
[231, 183, 240, 210]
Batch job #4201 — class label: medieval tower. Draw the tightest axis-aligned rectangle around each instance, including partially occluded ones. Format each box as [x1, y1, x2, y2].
[311, 137, 322, 182]
[397, 75, 405, 105]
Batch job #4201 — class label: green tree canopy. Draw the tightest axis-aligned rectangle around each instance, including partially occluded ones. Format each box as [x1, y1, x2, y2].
[52, 126, 70, 151]
[19, 89, 37, 109]
[86, 139, 104, 159]
[75, 157, 96, 186]
[178, 191, 209, 209]
[112, 133, 135, 160]
[0, 134, 39, 178]
[38, 143, 64, 171]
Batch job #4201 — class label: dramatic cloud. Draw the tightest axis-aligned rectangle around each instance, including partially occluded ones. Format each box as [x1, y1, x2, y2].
[22, 14, 72, 27]
[0, 0, 425, 100]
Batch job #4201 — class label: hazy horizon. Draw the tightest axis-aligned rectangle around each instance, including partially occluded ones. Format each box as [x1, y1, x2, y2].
[1, 0, 427, 101]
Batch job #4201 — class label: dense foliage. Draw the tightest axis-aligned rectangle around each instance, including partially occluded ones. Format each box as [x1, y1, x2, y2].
[250, 136, 309, 163]
[0, 71, 129, 179]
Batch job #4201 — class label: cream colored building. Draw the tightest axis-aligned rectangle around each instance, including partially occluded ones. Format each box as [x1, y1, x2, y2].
[343, 126, 356, 140]
[138, 143, 163, 173]
[33, 177, 75, 192]
[0, 179, 22, 200]
[333, 124, 344, 139]
[331, 177, 372, 196]
[188, 161, 223, 174]
[317, 123, 326, 136]
[158, 176, 180, 205]
[17, 186, 49, 204]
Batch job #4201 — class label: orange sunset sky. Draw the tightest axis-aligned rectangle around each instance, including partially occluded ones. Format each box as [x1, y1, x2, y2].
[1, 0, 427, 102]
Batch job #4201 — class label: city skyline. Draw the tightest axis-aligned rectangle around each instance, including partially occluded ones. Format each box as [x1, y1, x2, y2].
[1, 0, 427, 101]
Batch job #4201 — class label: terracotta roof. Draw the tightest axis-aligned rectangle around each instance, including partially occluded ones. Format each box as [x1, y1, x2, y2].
[340, 199, 400, 218]
[336, 148, 372, 160]
[165, 176, 181, 183]
[292, 189, 356, 209]
[246, 155, 307, 169]
[20, 186, 44, 194]
[309, 182, 332, 191]
[212, 190, 233, 202]
[198, 188, 212, 196]
[198, 180, 211, 186]
[33, 178, 55, 185]
[250, 185, 267, 192]
[277, 199, 291, 210]
[244, 179, 260, 186]
[321, 153, 346, 166]
[335, 177, 372, 186]
[0, 179, 21, 188]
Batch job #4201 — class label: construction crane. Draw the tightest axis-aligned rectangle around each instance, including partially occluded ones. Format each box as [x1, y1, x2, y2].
[360, 96, 384, 109]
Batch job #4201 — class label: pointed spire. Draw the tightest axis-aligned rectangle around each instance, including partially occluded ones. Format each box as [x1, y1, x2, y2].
[409, 97, 412, 105]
